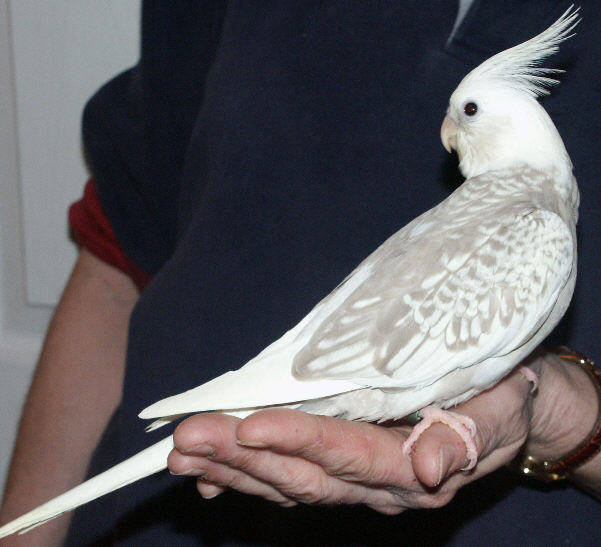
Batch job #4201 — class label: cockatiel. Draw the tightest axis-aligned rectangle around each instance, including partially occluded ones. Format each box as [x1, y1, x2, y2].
[0, 6, 580, 538]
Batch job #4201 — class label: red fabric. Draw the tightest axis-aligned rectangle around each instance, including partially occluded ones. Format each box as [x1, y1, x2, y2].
[69, 179, 152, 292]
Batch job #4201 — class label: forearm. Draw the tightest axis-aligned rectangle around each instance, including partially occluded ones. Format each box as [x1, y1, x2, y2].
[0, 249, 138, 546]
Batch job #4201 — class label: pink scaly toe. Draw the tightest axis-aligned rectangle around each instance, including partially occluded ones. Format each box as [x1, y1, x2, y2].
[519, 365, 539, 392]
[402, 406, 478, 471]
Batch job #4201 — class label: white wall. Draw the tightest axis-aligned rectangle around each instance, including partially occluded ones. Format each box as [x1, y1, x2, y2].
[0, 0, 140, 496]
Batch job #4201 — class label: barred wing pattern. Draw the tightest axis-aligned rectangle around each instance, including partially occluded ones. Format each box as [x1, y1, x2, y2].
[293, 168, 574, 391]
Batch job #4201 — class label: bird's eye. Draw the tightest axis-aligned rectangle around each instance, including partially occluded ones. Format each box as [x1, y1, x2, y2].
[463, 102, 478, 116]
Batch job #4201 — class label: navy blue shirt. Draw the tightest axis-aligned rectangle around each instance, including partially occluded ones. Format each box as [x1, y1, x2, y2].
[70, 1, 601, 544]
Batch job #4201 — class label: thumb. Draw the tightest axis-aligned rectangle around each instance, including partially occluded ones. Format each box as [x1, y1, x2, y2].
[410, 421, 474, 488]
[408, 368, 533, 488]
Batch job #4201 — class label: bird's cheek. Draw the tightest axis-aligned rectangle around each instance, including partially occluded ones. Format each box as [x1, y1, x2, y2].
[455, 131, 470, 163]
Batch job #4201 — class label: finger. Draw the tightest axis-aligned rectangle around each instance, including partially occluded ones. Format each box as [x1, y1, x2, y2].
[173, 413, 404, 509]
[195, 481, 225, 500]
[410, 422, 472, 488]
[172, 453, 296, 506]
[236, 409, 414, 487]
[170, 414, 295, 505]
[410, 368, 532, 487]
[172, 412, 242, 455]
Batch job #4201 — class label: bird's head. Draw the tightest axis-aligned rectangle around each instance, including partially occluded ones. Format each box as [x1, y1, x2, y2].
[441, 7, 579, 180]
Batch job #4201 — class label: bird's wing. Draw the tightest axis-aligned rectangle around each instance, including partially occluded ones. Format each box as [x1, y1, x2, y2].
[143, 197, 573, 423]
[293, 205, 574, 388]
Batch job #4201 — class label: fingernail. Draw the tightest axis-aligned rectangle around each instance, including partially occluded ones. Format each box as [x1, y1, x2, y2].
[170, 468, 204, 477]
[437, 443, 456, 486]
[179, 443, 215, 457]
[236, 439, 269, 448]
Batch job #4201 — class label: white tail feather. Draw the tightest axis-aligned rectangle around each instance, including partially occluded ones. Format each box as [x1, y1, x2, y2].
[0, 436, 173, 539]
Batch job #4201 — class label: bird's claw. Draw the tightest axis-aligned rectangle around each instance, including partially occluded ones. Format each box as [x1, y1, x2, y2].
[402, 406, 478, 471]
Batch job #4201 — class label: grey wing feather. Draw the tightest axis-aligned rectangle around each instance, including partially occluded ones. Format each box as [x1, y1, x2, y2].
[293, 207, 573, 388]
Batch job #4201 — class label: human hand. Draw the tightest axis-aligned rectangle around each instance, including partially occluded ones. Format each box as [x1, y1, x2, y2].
[168, 365, 538, 514]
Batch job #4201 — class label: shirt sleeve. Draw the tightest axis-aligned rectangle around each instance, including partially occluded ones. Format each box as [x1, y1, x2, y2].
[81, 1, 226, 276]
[69, 178, 152, 292]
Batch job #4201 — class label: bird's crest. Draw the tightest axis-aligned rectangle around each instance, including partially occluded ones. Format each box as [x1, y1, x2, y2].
[461, 5, 580, 97]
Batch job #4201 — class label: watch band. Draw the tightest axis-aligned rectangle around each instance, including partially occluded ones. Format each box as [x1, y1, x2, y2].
[508, 347, 601, 482]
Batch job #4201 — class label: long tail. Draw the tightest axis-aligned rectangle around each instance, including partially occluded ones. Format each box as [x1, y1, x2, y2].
[0, 435, 173, 538]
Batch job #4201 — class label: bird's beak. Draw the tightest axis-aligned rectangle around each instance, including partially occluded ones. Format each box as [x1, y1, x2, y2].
[440, 114, 458, 153]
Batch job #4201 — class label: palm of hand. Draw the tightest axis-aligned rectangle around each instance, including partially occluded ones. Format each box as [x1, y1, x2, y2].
[169, 366, 534, 513]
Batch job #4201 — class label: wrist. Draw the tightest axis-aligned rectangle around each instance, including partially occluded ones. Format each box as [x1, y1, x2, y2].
[520, 348, 601, 479]
[527, 351, 598, 460]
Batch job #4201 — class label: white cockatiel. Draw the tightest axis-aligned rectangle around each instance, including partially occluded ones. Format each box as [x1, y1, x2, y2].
[0, 7, 581, 538]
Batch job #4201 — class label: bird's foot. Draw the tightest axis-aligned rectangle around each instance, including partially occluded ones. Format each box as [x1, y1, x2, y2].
[402, 406, 478, 471]
[519, 365, 539, 392]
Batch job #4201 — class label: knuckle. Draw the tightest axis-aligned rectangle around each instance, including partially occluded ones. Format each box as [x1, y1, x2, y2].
[231, 447, 261, 470]
[285, 471, 331, 504]
[304, 415, 328, 453]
